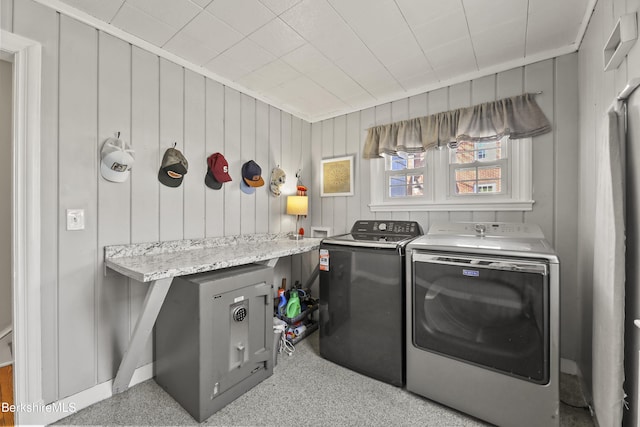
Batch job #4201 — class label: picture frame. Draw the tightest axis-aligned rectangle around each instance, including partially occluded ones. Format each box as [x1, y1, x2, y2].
[320, 155, 354, 197]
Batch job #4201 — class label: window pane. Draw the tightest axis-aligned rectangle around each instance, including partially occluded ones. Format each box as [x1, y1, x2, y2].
[455, 167, 476, 181]
[450, 140, 504, 164]
[478, 165, 501, 179]
[389, 174, 424, 198]
[385, 153, 426, 171]
[455, 180, 477, 194]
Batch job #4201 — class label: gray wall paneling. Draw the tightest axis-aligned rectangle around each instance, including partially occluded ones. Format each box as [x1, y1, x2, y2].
[578, 0, 639, 414]
[58, 15, 98, 398]
[223, 87, 241, 236]
[204, 79, 224, 237]
[346, 112, 361, 227]
[0, 0, 12, 32]
[310, 122, 322, 231]
[96, 32, 132, 384]
[373, 103, 391, 222]
[12, 0, 60, 403]
[280, 112, 294, 235]
[159, 59, 184, 242]
[240, 94, 256, 235]
[130, 46, 159, 370]
[255, 100, 270, 234]
[332, 115, 348, 233]
[183, 70, 206, 240]
[268, 107, 281, 233]
[524, 60, 555, 242]
[310, 56, 579, 364]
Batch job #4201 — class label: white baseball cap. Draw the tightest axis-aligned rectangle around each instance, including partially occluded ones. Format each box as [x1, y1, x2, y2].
[100, 137, 135, 183]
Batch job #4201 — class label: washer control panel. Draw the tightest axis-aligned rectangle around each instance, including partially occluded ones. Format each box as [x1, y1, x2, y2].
[350, 220, 423, 237]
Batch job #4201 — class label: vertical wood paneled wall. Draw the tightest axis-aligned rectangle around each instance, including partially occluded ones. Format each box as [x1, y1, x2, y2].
[310, 55, 580, 363]
[4, 0, 312, 402]
[578, 0, 640, 418]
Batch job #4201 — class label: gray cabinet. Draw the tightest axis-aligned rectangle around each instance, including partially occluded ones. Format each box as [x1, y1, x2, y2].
[155, 264, 274, 422]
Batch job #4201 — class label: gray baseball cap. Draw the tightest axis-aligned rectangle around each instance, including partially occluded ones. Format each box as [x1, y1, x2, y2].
[158, 144, 188, 187]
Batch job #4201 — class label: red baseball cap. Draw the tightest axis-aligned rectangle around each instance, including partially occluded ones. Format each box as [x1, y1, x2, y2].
[205, 153, 232, 190]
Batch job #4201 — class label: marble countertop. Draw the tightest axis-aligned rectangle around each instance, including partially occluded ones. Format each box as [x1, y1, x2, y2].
[105, 234, 322, 282]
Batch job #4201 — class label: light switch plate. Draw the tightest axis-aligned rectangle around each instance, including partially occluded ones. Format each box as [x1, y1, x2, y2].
[66, 209, 85, 231]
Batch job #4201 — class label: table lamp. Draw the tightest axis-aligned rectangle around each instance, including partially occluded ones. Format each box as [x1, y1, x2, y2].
[286, 195, 308, 240]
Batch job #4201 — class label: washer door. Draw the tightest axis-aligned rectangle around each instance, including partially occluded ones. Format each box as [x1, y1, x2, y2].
[412, 252, 549, 384]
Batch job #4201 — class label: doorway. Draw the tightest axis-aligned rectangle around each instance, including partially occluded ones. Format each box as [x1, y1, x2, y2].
[0, 54, 13, 426]
[0, 29, 42, 425]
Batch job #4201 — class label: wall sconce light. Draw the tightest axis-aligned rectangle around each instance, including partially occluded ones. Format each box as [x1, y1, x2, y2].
[286, 195, 308, 240]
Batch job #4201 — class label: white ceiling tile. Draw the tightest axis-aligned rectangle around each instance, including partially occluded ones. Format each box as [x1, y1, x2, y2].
[462, 0, 527, 35]
[259, 0, 303, 15]
[343, 92, 377, 108]
[386, 54, 433, 83]
[163, 32, 218, 65]
[395, 0, 463, 30]
[177, 11, 244, 54]
[472, 20, 525, 67]
[213, 38, 276, 75]
[368, 30, 425, 67]
[248, 18, 306, 57]
[236, 72, 274, 92]
[526, 12, 581, 55]
[281, 43, 333, 74]
[125, 0, 202, 30]
[250, 59, 301, 88]
[60, 0, 124, 22]
[206, 0, 275, 35]
[333, 49, 396, 88]
[366, 80, 405, 99]
[397, 70, 439, 91]
[307, 63, 369, 100]
[475, 42, 524, 69]
[425, 37, 477, 77]
[111, 3, 177, 45]
[280, 0, 365, 61]
[190, 0, 213, 7]
[204, 56, 252, 80]
[328, 0, 406, 47]
[412, 11, 469, 52]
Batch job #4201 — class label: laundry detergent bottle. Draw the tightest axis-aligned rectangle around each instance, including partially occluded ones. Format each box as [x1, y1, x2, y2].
[278, 289, 287, 316]
[285, 289, 301, 319]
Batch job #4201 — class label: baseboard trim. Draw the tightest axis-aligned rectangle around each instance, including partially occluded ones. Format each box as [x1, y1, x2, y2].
[16, 363, 154, 426]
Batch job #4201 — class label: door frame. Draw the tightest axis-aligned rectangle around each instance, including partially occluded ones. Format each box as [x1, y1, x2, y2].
[0, 30, 42, 424]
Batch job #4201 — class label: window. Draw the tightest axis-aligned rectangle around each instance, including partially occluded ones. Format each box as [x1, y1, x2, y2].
[449, 140, 507, 196]
[369, 136, 532, 211]
[385, 153, 426, 199]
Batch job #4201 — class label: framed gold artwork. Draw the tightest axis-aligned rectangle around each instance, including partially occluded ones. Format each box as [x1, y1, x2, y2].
[320, 155, 354, 197]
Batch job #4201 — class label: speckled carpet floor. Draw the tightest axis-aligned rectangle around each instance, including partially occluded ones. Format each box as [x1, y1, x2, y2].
[54, 332, 593, 426]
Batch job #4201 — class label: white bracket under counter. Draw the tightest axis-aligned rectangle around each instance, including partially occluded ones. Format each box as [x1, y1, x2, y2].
[104, 233, 321, 394]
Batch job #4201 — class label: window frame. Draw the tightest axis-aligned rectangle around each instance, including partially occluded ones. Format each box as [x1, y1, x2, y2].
[369, 137, 533, 212]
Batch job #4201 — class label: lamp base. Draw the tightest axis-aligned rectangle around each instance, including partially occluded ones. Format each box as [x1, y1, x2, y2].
[288, 233, 304, 240]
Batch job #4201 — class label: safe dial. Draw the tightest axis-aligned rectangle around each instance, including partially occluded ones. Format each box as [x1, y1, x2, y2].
[232, 306, 247, 322]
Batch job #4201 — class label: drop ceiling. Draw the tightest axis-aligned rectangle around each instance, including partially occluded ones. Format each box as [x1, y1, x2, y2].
[42, 0, 593, 122]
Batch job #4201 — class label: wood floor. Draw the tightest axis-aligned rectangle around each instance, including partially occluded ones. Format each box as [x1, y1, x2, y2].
[0, 365, 13, 426]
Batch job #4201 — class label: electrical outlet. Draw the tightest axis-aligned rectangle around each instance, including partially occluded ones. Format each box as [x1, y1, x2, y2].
[66, 209, 85, 231]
